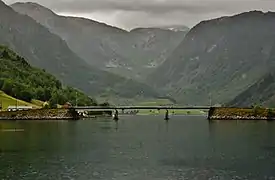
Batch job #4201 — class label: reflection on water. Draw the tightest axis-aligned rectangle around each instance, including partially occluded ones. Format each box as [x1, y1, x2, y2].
[0, 116, 275, 180]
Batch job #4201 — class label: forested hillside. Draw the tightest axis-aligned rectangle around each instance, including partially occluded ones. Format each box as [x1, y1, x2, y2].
[0, 45, 97, 107]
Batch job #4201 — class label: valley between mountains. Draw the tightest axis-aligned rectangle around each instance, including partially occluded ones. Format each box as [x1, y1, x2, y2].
[1, 0, 275, 107]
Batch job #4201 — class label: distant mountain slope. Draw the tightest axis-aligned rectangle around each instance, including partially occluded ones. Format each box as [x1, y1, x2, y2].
[11, 2, 189, 79]
[0, 0, 160, 100]
[148, 11, 275, 105]
[228, 41, 275, 107]
[111, 28, 188, 78]
[227, 72, 275, 107]
[11, 2, 130, 69]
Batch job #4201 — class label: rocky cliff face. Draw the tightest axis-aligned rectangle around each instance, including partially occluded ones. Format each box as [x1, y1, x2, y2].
[11, 2, 189, 79]
[148, 11, 275, 105]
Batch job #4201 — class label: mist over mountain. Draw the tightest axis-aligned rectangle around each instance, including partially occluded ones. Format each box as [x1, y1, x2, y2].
[11, 2, 189, 79]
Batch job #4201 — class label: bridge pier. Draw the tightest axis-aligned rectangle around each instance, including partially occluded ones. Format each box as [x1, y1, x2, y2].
[164, 109, 170, 121]
[113, 109, 119, 121]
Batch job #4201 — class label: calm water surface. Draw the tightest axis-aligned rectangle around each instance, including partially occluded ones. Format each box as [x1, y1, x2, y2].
[0, 116, 275, 180]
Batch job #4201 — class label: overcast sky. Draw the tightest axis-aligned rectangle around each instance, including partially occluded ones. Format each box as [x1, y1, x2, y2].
[3, 0, 275, 30]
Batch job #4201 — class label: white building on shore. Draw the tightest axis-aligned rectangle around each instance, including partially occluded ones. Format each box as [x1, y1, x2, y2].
[7, 106, 33, 111]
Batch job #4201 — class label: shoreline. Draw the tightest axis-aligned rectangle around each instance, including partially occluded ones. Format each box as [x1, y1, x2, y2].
[0, 109, 80, 121]
[208, 107, 275, 121]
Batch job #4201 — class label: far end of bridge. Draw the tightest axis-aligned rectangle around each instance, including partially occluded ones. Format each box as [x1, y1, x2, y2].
[72, 106, 211, 110]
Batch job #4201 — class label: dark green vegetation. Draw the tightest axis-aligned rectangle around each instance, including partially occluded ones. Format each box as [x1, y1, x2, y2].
[208, 107, 275, 120]
[11, 2, 189, 79]
[148, 11, 275, 107]
[0, 45, 96, 106]
[0, 0, 160, 101]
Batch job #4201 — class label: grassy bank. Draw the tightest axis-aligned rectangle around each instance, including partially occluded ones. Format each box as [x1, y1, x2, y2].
[0, 91, 40, 110]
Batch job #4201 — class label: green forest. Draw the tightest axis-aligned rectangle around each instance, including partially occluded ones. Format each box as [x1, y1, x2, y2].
[0, 45, 98, 107]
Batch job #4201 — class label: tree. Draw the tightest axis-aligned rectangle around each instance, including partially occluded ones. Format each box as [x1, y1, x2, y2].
[99, 102, 110, 107]
[35, 86, 45, 101]
[43, 102, 50, 109]
[0, 79, 4, 89]
[267, 108, 275, 119]
[20, 89, 33, 102]
[2, 79, 13, 95]
[49, 100, 57, 109]
[1, 50, 9, 59]
[253, 105, 262, 116]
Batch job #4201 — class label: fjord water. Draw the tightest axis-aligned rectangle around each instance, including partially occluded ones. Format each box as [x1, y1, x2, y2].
[0, 116, 275, 180]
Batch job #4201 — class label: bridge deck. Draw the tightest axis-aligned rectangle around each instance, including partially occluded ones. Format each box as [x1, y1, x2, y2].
[72, 106, 210, 110]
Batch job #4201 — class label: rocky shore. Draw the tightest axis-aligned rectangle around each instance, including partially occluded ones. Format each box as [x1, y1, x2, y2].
[208, 107, 275, 121]
[0, 109, 79, 120]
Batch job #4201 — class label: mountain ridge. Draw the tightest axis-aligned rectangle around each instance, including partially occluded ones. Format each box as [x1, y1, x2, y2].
[0, 0, 161, 101]
[148, 10, 275, 106]
[11, 2, 189, 79]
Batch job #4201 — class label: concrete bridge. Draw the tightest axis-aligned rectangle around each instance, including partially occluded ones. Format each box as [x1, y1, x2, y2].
[72, 106, 211, 110]
[72, 106, 211, 120]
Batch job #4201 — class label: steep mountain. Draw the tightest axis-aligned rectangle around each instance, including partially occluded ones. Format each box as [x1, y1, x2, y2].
[11, 2, 189, 79]
[227, 72, 275, 107]
[11, 2, 130, 69]
[0, 0, 160, 100]
[111, 28, 188, 78]
[228, 42, 275, 107]
[148, 11, 275, 105]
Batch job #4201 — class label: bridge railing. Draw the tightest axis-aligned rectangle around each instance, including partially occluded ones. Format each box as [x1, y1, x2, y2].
[72, 106, 211, 110]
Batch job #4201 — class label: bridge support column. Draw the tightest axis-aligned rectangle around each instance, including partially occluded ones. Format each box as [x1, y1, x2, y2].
[164, 109, 170, 120]
[113, 109, 119, 121]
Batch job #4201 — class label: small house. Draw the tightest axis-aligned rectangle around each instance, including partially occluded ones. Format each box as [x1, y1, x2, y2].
[63, 102, 72, 109]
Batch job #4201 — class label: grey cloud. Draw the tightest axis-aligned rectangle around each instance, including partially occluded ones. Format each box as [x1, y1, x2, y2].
[41, 0, 275, 15]
[3, 0, 275, 30]
[6, 0, 275, 14]
[52, 0, 213, 14]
